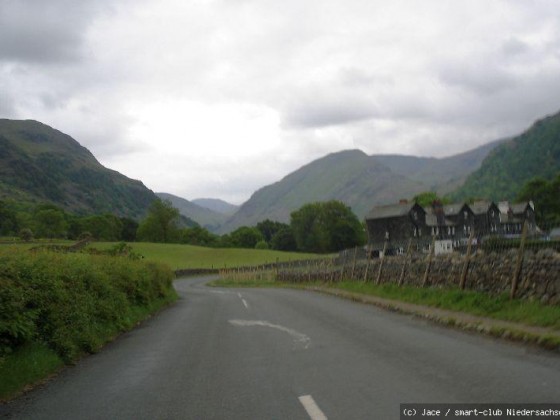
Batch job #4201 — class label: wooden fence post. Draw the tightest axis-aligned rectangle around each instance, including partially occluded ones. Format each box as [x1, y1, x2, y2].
[398, 238, 413, 286]
[459, 231, 475, 290]
[422, 236, 436, 287]
[375, 240, 388, 285]
[511, 221, 528, 300]
[363, 245, 372, 282]
[349, 246, 357, 280]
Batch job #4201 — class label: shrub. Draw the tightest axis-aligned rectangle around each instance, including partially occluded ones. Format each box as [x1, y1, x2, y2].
[0, 248, 176, 361]
[254, 240, 269, 250]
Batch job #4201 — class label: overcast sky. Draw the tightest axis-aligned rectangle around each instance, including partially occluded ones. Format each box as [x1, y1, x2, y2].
[2, 0, 560, 204]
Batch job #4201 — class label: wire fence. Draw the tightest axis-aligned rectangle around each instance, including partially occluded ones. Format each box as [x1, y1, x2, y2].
[221, 221, 560, 304]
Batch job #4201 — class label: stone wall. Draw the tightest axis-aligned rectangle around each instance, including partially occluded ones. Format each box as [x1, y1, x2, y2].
[277, 248, 560, 305]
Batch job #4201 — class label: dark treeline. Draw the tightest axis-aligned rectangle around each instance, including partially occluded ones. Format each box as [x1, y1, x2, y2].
[0, 198, 366, 254]
[136, 199, 366, 253]
[0, 201, 138, 242]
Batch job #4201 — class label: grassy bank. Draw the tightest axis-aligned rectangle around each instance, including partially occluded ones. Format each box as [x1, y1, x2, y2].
[0, 248, 177, 401]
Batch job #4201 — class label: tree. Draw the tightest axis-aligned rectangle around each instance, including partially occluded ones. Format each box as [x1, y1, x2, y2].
[256, 219, 289, 243]
[516, 174, 560, 224]
[137, 199, 180, 243]
[119, 217, 139, 241]
[413, 192, 450, 208]
[228, 226, 264, 249]
[77, 214, 124, 241]
[290, 200, 365, 253]
[0, 201, 18, 236]
[180, 226, 219, 247]
[33, 205, 68, 238]
[270, 227, 297, 251]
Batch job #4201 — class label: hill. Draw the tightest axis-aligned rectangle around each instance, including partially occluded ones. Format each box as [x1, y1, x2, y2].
[156, 193, 228, 232]
[452, 110, 560, 201]
[192, 198, 239, 215]
[218, 142, 502, 233]
[0, 119, 157, 218]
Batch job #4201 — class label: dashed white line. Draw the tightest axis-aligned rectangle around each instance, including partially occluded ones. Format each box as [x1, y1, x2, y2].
[299, 395, 328, 420]
[241, 299, 249, 309]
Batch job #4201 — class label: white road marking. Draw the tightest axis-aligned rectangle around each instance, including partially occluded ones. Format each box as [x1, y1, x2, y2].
[206, 290, 234, 295]
[299, 395, 328, 420]
[237, 293, 243, 298]
[228, 320, 311, 349]
[241, 299, 249, 309]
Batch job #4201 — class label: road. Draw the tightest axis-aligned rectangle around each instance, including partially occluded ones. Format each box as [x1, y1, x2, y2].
[2, 276, 560, 419]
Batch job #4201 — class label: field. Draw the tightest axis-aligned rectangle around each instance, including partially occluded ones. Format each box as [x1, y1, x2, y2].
[0, 240, 326, 271]
[88, 242, 324, 270]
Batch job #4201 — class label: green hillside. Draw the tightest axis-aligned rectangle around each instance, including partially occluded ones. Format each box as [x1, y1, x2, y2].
[0, 119, 157, 218]
[156, 192, 228, 232]
[453, 111, 560, 201]
[218, 144, 500, 233]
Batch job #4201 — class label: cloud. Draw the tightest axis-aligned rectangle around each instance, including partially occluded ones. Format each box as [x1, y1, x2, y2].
[2, 0, 560, 205]
[282, 90, 378, 129]
[0, 0, 110, 64]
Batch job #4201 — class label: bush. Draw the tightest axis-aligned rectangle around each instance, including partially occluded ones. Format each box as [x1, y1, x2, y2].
[254, 240, 269, 250]
[0, 248, 176, 361]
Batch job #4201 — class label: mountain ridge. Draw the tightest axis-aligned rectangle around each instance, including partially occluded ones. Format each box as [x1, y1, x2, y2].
[217, 141, 504, 233]
[452, 110, 560, 201]
[0, 119, 157, 218]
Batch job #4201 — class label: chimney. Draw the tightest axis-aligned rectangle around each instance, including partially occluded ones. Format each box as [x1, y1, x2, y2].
[432, 200, 445, 226]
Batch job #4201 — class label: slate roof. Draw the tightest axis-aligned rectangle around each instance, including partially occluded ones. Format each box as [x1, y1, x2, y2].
[442, 203, 468, 216]
[470, 201, 493, 215]
[511, 202, 532, 214]
[365, 202, 419, 220]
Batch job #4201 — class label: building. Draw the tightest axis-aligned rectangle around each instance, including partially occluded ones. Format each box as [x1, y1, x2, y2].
[470, 201, 501, 235]
[365, 200, 537, 254]
[365, 201, 426, 245]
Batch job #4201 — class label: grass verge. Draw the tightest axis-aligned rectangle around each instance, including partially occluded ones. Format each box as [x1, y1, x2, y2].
[0, 293, 175, 403]
[0, 343, 63, 401]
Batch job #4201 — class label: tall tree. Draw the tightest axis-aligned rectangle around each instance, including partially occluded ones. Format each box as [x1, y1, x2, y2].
[33, 206, 68, 239]
[290, 200, 365, 253]
[413, 192, 450, 207]
[517, 174, 560, 224]
[228, 226, 264, 249]
[137, 199, 180, 243]
[0, 200, 18, 235]
[256, 219, 289, 243]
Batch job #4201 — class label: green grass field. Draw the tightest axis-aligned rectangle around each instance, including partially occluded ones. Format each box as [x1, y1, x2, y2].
[88, 242, 324, 270]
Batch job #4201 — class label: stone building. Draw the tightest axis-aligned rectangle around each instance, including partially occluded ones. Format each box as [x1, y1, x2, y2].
[365, 200, 537, 253]
[364, 201, 426, 245]
[470, 201, 501, 235]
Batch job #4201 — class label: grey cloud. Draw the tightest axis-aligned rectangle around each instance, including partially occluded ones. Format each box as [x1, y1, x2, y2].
[438, 61, 516, 96]
[0, 0, 108, 64]
[501, 38, 530, 57]
[283, 99, 377, 129]
[0, 92, 16, 116]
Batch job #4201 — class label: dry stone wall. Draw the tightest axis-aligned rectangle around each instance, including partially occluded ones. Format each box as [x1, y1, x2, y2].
[277, 248, 560, 305]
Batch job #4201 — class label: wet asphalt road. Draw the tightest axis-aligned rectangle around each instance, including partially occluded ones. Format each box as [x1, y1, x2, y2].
[1, 276, 560, 419]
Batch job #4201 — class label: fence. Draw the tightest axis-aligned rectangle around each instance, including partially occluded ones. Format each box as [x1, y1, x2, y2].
[222, 221, 560, 304]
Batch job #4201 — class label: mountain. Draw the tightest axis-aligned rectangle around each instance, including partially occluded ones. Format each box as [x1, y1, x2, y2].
[156, 193, 227, 232]
[192, 198, 239, 215]
[0, 119, 157, 218]
[218, 142, 502, 233]
[453, 110, 560, 201]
